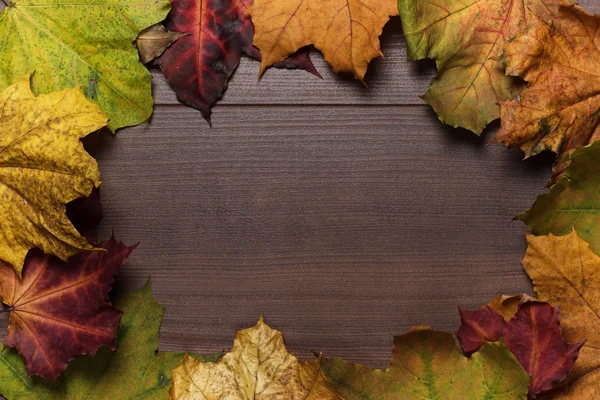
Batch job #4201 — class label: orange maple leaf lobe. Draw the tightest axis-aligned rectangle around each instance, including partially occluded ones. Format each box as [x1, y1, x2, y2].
[0, 238, 135, 380]
[249, 0, 397, 81]
[495, 5, 600, 181]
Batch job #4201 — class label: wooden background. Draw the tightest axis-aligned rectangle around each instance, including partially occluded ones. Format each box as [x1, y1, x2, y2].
[2, 1, 599, 371]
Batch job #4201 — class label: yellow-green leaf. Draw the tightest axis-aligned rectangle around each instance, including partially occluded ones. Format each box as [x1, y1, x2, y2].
[322, 326, 529, 399]
[398, 0, 570, 134]
[0, 74, 105, 275]
[170, 317, 340, 400]
[0, 0, 170, 131]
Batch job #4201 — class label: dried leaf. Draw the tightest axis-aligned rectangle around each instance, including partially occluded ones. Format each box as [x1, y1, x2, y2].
[137, 24, 187, 64]
[0, 0, 170, 131]
[517, 140, 600, 258]
[494, 5, 600, 183]
[248, 0, 398, 81]
[0, 281, 219, 399]
[170, 317, 339, 400]
[522, 230, 600, 398]
[0, 74, 106, 275]
[398, 0, 570, 134]
[158, 0, 318, 124]
[0, 237, 134, 380]
[458, 299, 583, 395]
[321, 326, 529, 399]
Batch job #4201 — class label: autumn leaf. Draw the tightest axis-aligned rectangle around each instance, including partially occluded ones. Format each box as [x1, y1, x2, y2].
[0, 237, 134, 380]
[517, 140, 600, 257]
[0, 280, 219, 399]
[397, 0, 570, 134]
[137, 24, 187, 64]
[521, 230, 600, 398]
[458, 298, 583, 395]
[0, 0, 169, 131]
[0, 74, 106, 275]
[170, 316, 339, 400]
[157, 0, 318, 124]
[321, 326, 529, 400]
[248, 0, 398, 82]
[494, 5, 600, 183]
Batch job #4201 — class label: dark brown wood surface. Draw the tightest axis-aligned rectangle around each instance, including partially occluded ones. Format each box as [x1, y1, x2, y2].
[2, 1, 599, 372]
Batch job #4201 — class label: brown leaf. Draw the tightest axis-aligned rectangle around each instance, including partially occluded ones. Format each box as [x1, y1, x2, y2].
[494, 5, 600, 183]
[137, 24, 187, 64]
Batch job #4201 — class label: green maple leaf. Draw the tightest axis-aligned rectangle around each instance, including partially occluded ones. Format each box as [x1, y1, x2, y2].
[518, 140, 600, 257]
[321, 327, 529, 399]
[0, 0, 169, 131]
[0, 280, 219, 399]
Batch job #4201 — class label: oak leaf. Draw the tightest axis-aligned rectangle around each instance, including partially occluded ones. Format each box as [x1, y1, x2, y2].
[0, 280, 220, 399]
[157, 0, 318, 124]
[137, 24, 187, 64]
[248, 0, 398, 82]
[0, 74, 106, 275]
[170, 316, 339, 400]
[0, 0, 170, 131]
[321, 326, 529, 400]
[521, 230, 600, 399]
[458, 298, 583, 395]
[494, 5, 600, 183]
[0, 237, 134, 380]
[398, 0, 570, 134]
[517, 140, 600, 257]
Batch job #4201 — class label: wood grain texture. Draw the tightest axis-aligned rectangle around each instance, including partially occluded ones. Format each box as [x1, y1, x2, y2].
[0, 0, 598, 379]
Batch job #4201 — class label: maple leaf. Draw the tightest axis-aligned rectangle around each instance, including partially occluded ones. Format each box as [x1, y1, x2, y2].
[157, 0, 318, 124]
[170, 316, 340, 400]
[521, 230, 600, 399]
[0, 0, 169, 131]
[248, 0, 398, 82]
[517, 140, 600, 258]
[0, 74, 106, 275]
[397, 0, 571, 134]
[321, 326, 529, 400]
[0, 237, 134, 380]
[0, 280, 220, 399]
[494, 5, 600, 183]
[137, 24, 187, 64]
[458, 297, 583, 395]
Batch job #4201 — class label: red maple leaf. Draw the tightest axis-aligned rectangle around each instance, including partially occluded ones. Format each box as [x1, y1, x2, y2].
[458, 300, 583, 396]
[0, 238, 136, 380]
[158, 0, 319, 124]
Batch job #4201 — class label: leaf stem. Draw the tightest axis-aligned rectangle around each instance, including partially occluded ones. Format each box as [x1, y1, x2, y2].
[1, 0, 9, 7]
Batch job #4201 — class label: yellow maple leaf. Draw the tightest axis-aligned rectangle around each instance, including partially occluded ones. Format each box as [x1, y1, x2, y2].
[248, 0, 398, 82]
[170, 317, 340, 399]
[522, 230, 600, 398]
[0, 74, 106, 275]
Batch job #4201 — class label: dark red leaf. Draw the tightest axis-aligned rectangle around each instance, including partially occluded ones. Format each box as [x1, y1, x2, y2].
[504, 302, 584, 395]
[457, 306, 505, 355]
[458, 300, 584, 396]
[0, 238, 136, 380]
[158, 0, 319, 124]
